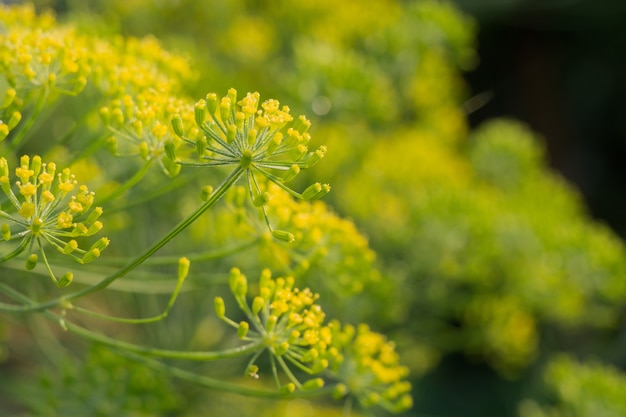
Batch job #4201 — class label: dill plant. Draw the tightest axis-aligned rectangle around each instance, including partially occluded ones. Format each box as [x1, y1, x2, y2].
[0, 3, 411, 416]
[4, 1, 626, 416]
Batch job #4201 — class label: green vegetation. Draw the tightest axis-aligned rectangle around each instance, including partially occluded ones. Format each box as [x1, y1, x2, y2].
[1, 2, 625, 416]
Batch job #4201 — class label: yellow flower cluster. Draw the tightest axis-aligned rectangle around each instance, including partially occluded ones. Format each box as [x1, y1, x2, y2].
[101, 90, 195, 177]
[0, 3, 195, 148]
[0, 155, 108, 286]
[174, 88, 329, 241]
[0, 26, 90, 95]
[328, 321, 412, 414]
[89, 35, 194, 98]
[0, 5, 89, 142]
[261, 182, 380, 296]
[215, 268, 334, 390]
[177, 88, 327, 177]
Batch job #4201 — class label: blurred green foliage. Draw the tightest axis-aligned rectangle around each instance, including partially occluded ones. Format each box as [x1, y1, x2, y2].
[519, 355, 626, 417]
[2, 0, 626, 416]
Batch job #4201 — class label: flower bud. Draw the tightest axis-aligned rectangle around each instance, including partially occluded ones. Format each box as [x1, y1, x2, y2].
[252, 296, 265, 315]
[201, 185, 214, 201]
[87, 221, 103, 235]
[302, 378, 324, 390]
[194, 100, 207, 125]
[31, 155, 42, 178]
[206, 93, 218, 114]
[311, 359, 329, 373]
[306, 145, 327, 168]
[301, 183, 331, 201]
[82, 248, 101, 264]
[164, 140, 177, 162]
[237, 321, 249, 339]
[214, 296, 226, 319]
[227, 88, 238, 107]
[229, 267, 248, 298]
[177, 257, 190, 282]
[292, 115, 311, 134]
[282, 164, 300, 183]
[253, 192, 270, 207]
[226, 124, 237, 144]
[1, 224, 10, 241]
[31, 218, 43, 234]
[275, 341, 290, 356]
[195, 135, 207, 156]
[8, 111, 22, 130]
[132, 120, 143, 137]
[265, 132, 282, 155]
[0, 124, 8, 141]
[86, 207, 103, 224]
[163, 157, 182, 177]
[332, 383, 348, 400]
[62, 239, 78, 254]
[266, 315, 278, 332]
[139, 141, 150, 160]
[272, 230, 295, 243]
[57, 272, 73, 288]
[171, 114, 184, 137]
[259, 268, 272, 289]
[90, 237, 110, 253]
[220, 97, 232, 122]
[2, 88, 16, 108]
[25, 253, 38, 270]
[279, 383, 295, 394]
[106, 136, 118, 154]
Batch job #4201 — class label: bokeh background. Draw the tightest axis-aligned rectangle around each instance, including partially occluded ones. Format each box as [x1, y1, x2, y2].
[457, 0, 626, 237]
[2, 1, 626, 416]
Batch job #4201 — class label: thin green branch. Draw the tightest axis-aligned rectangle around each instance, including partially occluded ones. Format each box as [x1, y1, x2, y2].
[119, 350, 335, 399]
[69, 270, 186, 324]
[0, 166, 245, 313]
[8, 87, 50, 152]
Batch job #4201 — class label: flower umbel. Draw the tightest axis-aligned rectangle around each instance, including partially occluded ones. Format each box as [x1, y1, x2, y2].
[215, 267, 334, 391]
[101, 91, 194, 177]
[0, 155, 108, 287]
[328, 321, 413, 414]
[173, 88, 330, 241]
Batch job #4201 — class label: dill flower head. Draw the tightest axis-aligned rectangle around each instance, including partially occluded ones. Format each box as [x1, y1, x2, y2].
[214, 267, 335, 391]
[173, 88, 329, 242]
[0, 25, 90, 96]
[101, 91, 194, 177]
[328, 321, 413, 414]
[0, 155, 108, 287]
[175, 89, 328, 192]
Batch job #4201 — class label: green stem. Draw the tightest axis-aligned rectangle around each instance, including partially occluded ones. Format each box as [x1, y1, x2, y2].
[70, 272, 187, 324]
[0, 166, 245, 313]
[0, 235, 31, 262]
[342, 395, 354, 417]
[96, 237, 260, 267]
[66, 318, 263, 360]
[9, 87, 50, 152]
[119, 350, 335, 399]
[0, 281, 336, 399]
[0, 281, 262, 360]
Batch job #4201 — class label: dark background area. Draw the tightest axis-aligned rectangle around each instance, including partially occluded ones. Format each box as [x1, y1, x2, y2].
[455, 0, 626, 237]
